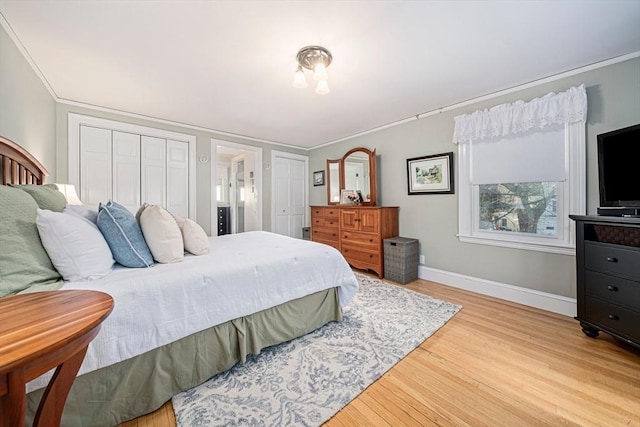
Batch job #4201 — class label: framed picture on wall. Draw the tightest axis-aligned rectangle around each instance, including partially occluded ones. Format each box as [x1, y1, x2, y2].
[407, 152, 454, 195]
[340, 189, 360, 204]
[313, 170, 325, 186]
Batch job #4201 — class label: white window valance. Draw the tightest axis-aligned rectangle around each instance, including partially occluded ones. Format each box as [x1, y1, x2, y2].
[452, 84, 587, 144]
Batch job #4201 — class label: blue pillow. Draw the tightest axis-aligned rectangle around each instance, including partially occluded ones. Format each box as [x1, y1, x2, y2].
[97, 201, 154, 268]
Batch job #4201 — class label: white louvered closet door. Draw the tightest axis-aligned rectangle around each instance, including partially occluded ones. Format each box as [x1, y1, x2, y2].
[78, 128, 190, 216]
[79, 125, 112, 209]
[141, 136, 167, 208]
[112, 131, 141, 213]
[166, 139, 189, 218]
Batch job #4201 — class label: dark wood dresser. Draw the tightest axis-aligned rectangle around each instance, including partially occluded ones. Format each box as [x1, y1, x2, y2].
[570, 215, 640, 348]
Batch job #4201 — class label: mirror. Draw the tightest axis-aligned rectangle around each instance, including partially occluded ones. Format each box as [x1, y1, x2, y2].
[325, 147, 377, 206]
[326, 159, 342, 205]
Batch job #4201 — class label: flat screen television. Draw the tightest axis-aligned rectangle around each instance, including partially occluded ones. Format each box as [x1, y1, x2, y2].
[597, 123, 640, 208]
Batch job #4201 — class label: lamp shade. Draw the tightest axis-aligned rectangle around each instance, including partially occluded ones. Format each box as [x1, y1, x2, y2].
[292, 66, 308, 88]
[316, 79, 330, 95]
[54, 183, 83, 205]
[313, 62, 328, 81]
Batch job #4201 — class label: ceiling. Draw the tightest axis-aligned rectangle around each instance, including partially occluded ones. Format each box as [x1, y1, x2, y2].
[1, 1, 639, 149]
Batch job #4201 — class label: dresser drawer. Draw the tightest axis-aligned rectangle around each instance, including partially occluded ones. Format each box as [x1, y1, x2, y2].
[585, 242, 640, 280]
[584, 297, 640, 342]
[585, 270, 640, 308]
[313, 217, 339, 228]
[311, 207, 339, 220]
[341, 245, 380, 265]
[312, 226, 340, 242]
[341, 231, 378, 248]
[313, 238, 340, 251]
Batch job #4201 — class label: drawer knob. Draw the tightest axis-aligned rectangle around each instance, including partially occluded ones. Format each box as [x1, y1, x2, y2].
[608, 314, 619, 321]
[606, 257, 618, 263]
[607, 285, 618, 292]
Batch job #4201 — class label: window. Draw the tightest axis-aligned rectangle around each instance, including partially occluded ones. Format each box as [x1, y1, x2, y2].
[454, 85, 587, 255]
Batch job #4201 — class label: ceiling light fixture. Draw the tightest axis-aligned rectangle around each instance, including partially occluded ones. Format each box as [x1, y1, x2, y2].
[293, 45, 332, 95]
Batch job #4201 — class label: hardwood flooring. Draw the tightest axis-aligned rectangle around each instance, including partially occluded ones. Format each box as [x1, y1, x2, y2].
[120, 277, 640, 427]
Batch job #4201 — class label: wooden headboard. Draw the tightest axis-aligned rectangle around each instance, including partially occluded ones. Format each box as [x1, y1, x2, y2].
[0, 135, 48, 185]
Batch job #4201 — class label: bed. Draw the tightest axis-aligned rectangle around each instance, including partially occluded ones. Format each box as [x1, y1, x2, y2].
[0, 135, 359, 426]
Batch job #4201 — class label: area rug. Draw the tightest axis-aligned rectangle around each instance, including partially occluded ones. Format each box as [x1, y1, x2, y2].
[172, 274, 461, 426]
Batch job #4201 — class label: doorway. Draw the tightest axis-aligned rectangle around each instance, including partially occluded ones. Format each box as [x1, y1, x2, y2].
[211, 139, 262, 236]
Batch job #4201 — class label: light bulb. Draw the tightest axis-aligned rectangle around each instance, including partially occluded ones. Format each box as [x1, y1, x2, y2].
[316, 79, 330, 95]
[313, 62, 328, 81]
[292, 66, 308, 88]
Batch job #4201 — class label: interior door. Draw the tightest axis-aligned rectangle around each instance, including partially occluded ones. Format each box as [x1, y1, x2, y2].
[273, 155, 306, 238]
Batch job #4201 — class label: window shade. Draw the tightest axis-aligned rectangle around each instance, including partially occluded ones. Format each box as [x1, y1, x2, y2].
[471, 125, 566, 184]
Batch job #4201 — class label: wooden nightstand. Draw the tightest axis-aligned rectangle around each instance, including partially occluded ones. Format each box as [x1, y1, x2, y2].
[0, 290, 113, 427]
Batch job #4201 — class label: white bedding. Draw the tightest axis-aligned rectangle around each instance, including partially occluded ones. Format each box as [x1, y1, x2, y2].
[28, 231, 358, 392]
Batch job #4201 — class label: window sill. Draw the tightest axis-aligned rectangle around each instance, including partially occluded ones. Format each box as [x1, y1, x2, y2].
[457, 234, 576, 256]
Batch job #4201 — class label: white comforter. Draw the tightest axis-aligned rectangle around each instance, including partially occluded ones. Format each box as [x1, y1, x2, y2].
[28, 231, 358, 392]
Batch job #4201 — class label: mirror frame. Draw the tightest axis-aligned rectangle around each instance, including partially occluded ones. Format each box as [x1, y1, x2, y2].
[340, 147, 377, 206]
[325, 158, 343, 205]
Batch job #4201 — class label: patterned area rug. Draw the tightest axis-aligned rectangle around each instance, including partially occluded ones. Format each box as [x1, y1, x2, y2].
[172, 274, 461, 426]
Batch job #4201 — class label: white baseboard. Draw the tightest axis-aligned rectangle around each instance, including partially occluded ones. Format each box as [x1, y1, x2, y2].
[419, 266, 576, 317]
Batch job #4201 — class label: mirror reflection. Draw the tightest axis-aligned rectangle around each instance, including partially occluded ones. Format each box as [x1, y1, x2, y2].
[327, 159, 341, 204]
[344, 153, 371, 202]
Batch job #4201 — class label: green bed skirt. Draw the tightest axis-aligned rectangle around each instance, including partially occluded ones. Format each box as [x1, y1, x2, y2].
[26, 287, 342, 426]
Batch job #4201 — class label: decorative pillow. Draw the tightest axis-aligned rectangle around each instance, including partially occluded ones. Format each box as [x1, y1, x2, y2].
[9, 183, 67, 212]
[139, 204, 184, 263]
[0, 186, 62, 296]
[36, 209, 114, 281]
[173, 214, 210, 255]
[64, 204, 99, 224]
[97, 200, 154, 268]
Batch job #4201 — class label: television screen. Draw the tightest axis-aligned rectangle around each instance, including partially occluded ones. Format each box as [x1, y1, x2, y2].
[597, 124, 640, 207]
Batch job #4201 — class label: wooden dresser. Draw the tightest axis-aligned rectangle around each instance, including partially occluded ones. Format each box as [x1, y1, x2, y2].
[311, 205, 399, 278]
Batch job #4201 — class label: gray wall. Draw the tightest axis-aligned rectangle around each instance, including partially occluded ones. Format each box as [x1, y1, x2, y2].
[0, 24, 56, 179]
[55, 104, 307, 235]
[309, 58, 640, 298]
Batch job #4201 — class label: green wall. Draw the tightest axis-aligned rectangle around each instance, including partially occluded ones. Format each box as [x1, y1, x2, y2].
[0, 24, 56, 179]
[309, 57, 640, 298]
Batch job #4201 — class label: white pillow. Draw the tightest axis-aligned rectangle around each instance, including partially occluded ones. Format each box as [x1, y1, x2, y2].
[173, 215, 210, 255]
[36, 209, 114, 281]
[139, 204, 184, 263]
[64, 204, 99, 224]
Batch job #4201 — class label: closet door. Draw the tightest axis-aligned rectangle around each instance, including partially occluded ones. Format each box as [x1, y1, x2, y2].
[273, 155, 306, 238]
[79, 125, 112, 208]
[141, 136, 166, 207]
[112, 131, 141, 213]
[166, 139, 189, 217]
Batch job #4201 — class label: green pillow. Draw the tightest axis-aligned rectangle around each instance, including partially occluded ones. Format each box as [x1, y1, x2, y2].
[9, 184, 67, 212]
[0, 186, 62, 296]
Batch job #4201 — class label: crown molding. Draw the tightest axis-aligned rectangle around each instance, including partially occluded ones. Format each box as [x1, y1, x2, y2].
[3, 10, 638, 152]
[0, 12, 57, 99]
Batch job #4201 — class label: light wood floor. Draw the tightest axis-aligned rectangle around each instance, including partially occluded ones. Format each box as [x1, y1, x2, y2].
[121, 277, 640, 427]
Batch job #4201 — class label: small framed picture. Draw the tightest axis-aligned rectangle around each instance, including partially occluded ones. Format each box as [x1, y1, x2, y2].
[313, 170, 325, 186]
[340, 189, 360, 204]
[407, 152, 454, 195]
